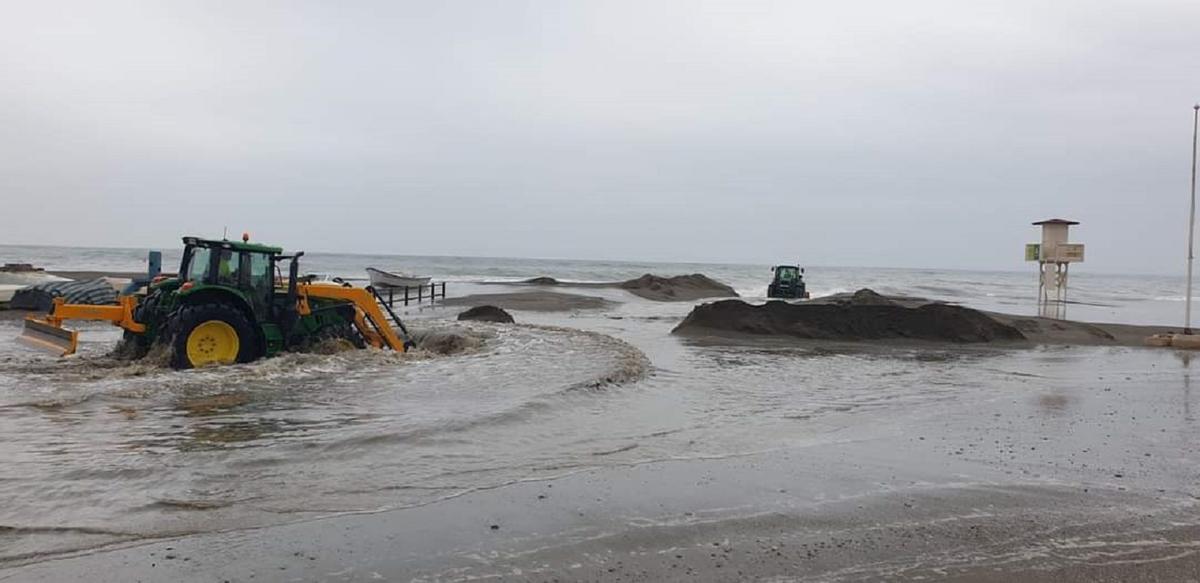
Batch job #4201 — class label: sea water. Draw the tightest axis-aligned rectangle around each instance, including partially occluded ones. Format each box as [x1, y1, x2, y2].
[0, 243, 1189, 325]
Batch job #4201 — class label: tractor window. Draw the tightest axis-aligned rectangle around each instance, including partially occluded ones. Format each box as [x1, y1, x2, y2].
[245, 252, 273, 315]
[778, 268, 797, 282]
[216, 249, 240, 286]
[185, 248, 211, 282]
[248, 253, 271, 289]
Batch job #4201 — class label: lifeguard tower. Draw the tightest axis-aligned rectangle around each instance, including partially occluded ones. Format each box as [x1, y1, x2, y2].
[1026, 219, 1085, 319]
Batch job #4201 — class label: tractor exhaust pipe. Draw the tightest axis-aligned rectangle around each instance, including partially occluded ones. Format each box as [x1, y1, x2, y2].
[17, 317, 79, 356]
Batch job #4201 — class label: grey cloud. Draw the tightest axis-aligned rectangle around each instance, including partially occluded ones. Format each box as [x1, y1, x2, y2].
[1, 0, 1197, 272]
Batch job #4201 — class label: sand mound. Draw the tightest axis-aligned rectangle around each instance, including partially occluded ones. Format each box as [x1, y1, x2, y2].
[488, 273, 739, 302]
[619, 274, 738, 302]
[838, 288, 899, 306]
[673, 293, 1026, 343]
[408, 329, 485, 355]
[457, 305, 515, 323]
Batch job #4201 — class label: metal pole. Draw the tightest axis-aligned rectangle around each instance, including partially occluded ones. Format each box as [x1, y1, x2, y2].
[1062, 263, 1069, 320]
[1187, 104, 1199, 334]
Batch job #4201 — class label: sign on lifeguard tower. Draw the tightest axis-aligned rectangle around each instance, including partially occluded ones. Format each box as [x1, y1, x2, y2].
[1026, 219, 1084, 318]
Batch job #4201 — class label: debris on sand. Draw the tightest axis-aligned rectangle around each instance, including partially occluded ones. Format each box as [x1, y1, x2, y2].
[618, 274, 738, 302]
[1, 263, 42, 273]
[457, 305, 515, 324]
[673, 289, 1026, 343]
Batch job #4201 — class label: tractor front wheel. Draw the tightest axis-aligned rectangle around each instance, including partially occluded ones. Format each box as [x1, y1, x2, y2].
[169, 303, 259, 369]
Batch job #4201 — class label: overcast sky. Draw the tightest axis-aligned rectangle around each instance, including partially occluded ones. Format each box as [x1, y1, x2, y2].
[1, 0, 1197, 273]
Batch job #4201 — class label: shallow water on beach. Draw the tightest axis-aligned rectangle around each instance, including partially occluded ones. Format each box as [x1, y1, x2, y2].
[2, 302, 1197, 564]
[0, 249, 1197, 565]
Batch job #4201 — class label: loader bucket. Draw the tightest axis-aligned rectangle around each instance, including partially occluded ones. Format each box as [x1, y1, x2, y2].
[17, 318, 79, 356]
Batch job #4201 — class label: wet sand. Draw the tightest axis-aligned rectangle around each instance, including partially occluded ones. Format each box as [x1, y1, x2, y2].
[0, 309, 36, 322]
[990, 312, 1177, 346]
[442, 290, 617, 311]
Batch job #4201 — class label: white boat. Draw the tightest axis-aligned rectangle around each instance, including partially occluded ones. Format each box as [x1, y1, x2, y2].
[366, 267, 431, 288]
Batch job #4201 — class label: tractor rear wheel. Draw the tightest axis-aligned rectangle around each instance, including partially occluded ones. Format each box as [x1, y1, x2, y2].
[169, 302, 259, 369]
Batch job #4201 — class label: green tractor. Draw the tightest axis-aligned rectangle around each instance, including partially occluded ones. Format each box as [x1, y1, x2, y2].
[20, 236, 411, 369]
[767, 265, 810, 300]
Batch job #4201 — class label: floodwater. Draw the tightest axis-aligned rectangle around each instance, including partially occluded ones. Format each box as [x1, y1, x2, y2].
[0, 248, 1197, 576]
[0, 312, 652, 560]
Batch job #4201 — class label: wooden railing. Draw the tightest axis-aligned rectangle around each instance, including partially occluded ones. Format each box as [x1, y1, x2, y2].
[375, 282, 447, 307]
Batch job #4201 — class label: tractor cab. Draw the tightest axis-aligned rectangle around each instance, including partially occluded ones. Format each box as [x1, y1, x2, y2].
[178, 236, 288, 287]
[177, 237, 323, 314]
[177, 236, 287, 312]
[767, 265, 810, 299]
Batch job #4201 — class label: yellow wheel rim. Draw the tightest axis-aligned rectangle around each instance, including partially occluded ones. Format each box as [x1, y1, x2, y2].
[185, 320, 240, 366]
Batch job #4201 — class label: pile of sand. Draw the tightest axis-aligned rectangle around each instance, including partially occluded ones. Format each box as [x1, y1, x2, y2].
[673, 288, 1025, 343]
[833, 288, 899, 306]
[673, 288, 1178, 347]
[407, 328, 486, 355]
[457, 305, 515, 323]
[505, 273, 739, 302]
[618, 274, 739, 302]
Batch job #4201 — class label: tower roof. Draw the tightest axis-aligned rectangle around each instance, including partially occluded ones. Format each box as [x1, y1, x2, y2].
[1032, 218, 1079, 226]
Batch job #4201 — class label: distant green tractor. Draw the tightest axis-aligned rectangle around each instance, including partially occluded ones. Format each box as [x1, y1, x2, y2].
[767, 265, 810, 299]
[20, 236, 411, 369]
